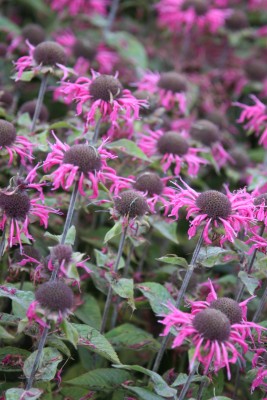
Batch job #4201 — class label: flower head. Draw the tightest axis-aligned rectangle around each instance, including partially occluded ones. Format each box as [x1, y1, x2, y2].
[169, 180, 254, 244]
[49, 0, 108, 16]
[114, 190, 150, 220]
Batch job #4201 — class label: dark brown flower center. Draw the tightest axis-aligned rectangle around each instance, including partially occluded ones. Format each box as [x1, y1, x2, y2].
[22, 24, 46, 46]
[193, 308, 231, 341]
[50, 244, 73, 265]
[73, 40, 96, 61]
[35, 281, 74, 312]
[181, 0, 208, 16]
[89, 75, 123, 102]
[157, 72, 187, 93]
[114, 190, 149, 218]
[254, 193, 267, 207]
[196, 190, 232, 219]
[244, 59, 267, 82]
[225, 10, 249, 31]
[0, 191, 31, 221]
[13, 245, 41, 263]
[63, 144, 102, 174]
[190, 120, 220, 146]
[157, 131, 189, 156]
[19, 100, 49, 122]
[229, 149, 250, 170]
[133, 172, 164, 196]
[210, 297, 242, 324]
[0, 90, 13, 108]
[33, 41, 66, 66]
[0, 120, 17, 146]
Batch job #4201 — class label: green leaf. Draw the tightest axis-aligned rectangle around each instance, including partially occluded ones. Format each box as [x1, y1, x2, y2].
[17, 112, 32, 127]
[74, 294, 102, 330]
[65, 368, 131, 390]
[137, 282, 175, 314]
[106, 139, 150, 161]
[13, 70, 35, 82]
[60, 320, 79, 348]
[114, 365, 176, 397]
[5, 388, 43, 400]
[171, 372, 208, 387]
[44, 226, 76, 245]
[0, 347, 30, 372]
[0, 312, 20, 326]
[0, 326, 14, 340]
[0, 16, 20, 34]
[16, 0, 50, 14]
[122, 386, 165, 400]
[73, 323, 121, 364]
[46, 337, 71, 358]
[238, 271, 259, 295]
[198, 246, 236, 268]
[106, 274, 136, 311]
[157, 254, 188, 268]
[105, 31, 148, 69]
[0, 286, 34, 309]
[23, 347, 62, 381]
[106, 323, 160, 352]
[150, 218, 178, 244]
[49, 121, 74, 130]
[104, 222, 122, 244]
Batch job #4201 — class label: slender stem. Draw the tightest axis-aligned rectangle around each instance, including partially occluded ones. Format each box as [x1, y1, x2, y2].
[236, 223, 265, 302]
[0, 223, 7, 259]
[152, 229, 204, 373]
[100, 225, 128, 333]
[253, 280, 267, 322]
[196, 379, 207, 400]
[105, 0, 120, 34]
[30, 74, 49, 133]
[25, 325, 49, 390]
[178, 364, 198, 400]
[91, 117, 102, 145]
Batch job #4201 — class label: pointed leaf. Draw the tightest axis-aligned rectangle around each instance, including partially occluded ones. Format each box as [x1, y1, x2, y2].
[157, 254, 188, 268]
[106, 139, 150, 161]
[104, 222, 122, 244]
[5, 388, 43, 400]
[23, 347, 62, 381]
[106, 274, 135, 311]
[150, 218, 178, 244]
[66, 368, 131, 390]
[122, 386, 165, 400]
[137, 282, 175, 314]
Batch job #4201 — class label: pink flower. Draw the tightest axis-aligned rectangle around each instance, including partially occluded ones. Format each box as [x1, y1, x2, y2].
[60, 71, 147, 130]
[234, 95, 267, 149]
[251, 349, 267, 392]
[43, 133, 122, 198]
[138, 129, 208, 176]
[135, 71, 187, 113]
[49, 0, 109, 16]
[155, 0, 231, 34]
[169, 180, 254, 245]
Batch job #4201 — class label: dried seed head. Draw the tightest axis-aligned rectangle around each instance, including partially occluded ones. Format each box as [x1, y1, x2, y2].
[0, 191, 31, 221]
[33, 41, 66, 66]
[0, 90, 13, 108]
[229, 149, 250, 170]
[22, 24, 46, 46]
[35, 281, 74, 312]
[245, 59, 267, 82]
[225, 10, 248, 31]
[63, 144, 102, 174]
[114, 190, 149, 218]
[181, 0, 208, 15]
[0, 120, 16, 146]
[196, 190, 232, 219]
[157, 131, 189, 156]
[50, 244, 73, 265]
[158, 72, 187, 93]
[133, 172, 164, 196]
[19, 100, 49, 122]
[190, 120, 220, 146]
[13, 245, 41, 263]
[254, 193, 267, 207]
[193, 308, 231, 341]
[210, 297, 242, 324]
[89, 75, 123, 102]
[73, 40, 96, 60]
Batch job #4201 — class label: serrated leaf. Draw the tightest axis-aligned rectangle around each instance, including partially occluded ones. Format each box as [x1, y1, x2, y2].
[66, 368, 131, 390]
[157, 254, 188, 268]
[106, 323, 160, 352]
[23, 347, 62, 381]
[104, 222, 122, 243]
[60, 320, 79, 348]
[198, 246, 236, 268]
[114, 364, 176, 397]
[122, 385, 164, 400]
[137, 282, 175, 314]
[73, 323, 120, 364]
[44, 226, 76, 245]
[46, 337, 71, 358]
[238, 271, 259, 295]
[106, 274, 135, 311]
[5, 388, 43, 400]
[0, 286, 34, 309]
[171, 372, 208, 387]
[0, 347, 30, 372]
[74, 294, 102, 330]
[106, 139, 150, 161]
[150, 218, 178, 244]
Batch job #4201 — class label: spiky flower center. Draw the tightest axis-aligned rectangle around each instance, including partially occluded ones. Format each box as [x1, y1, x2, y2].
[210, 297, 242, 324]
[50, 244, 72, 265]
[206, 111, 227, 130]
[190, 120, 220, 146]
[0, 120, 16, 146]
[19, 100, 49, 122]
[225, 10, 248, 31]
[0, 90, 13, 108]
[73, 40, 96, 60]
[0, 191, 31, 221]
[13, 245, 41, 263]
[193, 308, 231, 341]
[196, 190, 232, 219]
[181, 0, 208, 15]
[22, 24, 45, 46]
[157, 131, 189, 156]
[157, 72, 187, 93]
[114, 190, 149, 218]
[133, 172, 164, 196]
[63, 144, 102, 174]
[254, 193, 267, 207]
[89, 75, 123, 102]
[35, 281, 74, 312]
[245, 60, 267, 82]
[33, 41, 66, 66]
[229, 149, 249, 170]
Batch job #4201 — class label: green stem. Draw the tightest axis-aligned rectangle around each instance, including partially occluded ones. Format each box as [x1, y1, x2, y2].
[31, 74, 49, 133]
[253, 280, 267, 322]
[177, 364, 198, 400]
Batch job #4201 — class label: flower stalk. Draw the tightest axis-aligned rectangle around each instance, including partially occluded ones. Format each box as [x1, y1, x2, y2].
[31, 74, 49, 133]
